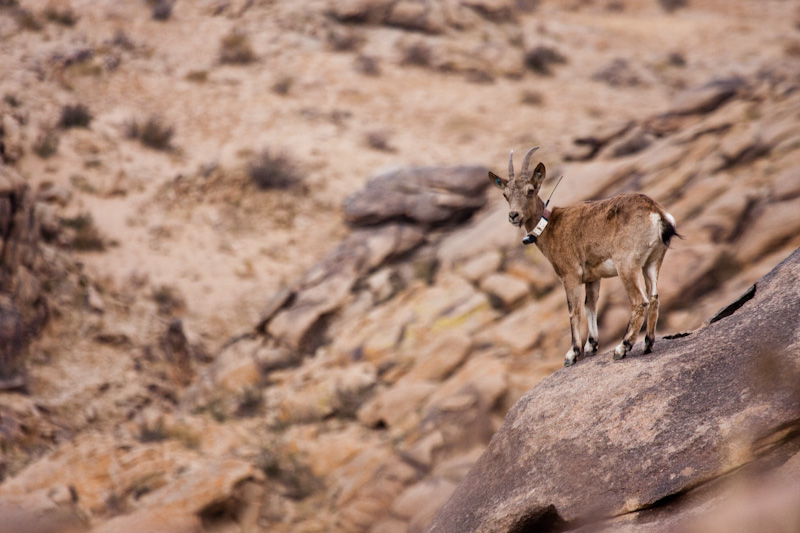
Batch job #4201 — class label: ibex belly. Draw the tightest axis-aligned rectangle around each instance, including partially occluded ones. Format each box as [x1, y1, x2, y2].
[583, 258, 618, 281]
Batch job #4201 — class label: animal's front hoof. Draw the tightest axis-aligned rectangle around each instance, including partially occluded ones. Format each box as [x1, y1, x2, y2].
[564, 358, 576, 367]
[612, 351, 626, 360]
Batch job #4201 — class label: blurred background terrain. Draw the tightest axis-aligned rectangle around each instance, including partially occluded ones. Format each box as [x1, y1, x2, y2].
[1, 0, 799, 531]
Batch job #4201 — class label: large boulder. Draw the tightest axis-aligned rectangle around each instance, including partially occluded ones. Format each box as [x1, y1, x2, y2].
[343, 166, 489, 227]
[427, 247, 800, 532]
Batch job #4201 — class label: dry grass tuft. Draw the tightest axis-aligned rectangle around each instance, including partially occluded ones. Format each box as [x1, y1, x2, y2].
[59, 103, 92, 129]
[44, 5, 78, 26]
[219, 31, 256, 65]
[125, 115, 174, 151]
[33, 130, 59, 158]
[60, 213, 106, 251]
[401, 41, 433, 67]
[248, 149, 301, 190]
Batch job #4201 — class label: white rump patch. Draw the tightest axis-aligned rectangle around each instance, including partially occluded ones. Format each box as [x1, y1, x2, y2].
[650, 212, 661, 228]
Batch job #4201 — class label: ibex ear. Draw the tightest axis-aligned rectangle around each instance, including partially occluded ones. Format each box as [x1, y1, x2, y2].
[530, 162, 546, 188]
[489, 171, 508, 190]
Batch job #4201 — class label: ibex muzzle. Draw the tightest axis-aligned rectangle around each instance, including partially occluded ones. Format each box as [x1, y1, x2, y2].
[489, 147, 679, 366]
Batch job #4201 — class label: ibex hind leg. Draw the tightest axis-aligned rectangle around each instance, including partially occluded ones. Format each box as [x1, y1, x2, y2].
[614, 271, 649, 360]
[643, 254, 664, 354]
[583, 280, 601, 356]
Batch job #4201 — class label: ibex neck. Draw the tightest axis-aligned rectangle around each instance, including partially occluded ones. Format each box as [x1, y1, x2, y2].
[522, 207, 553, 246]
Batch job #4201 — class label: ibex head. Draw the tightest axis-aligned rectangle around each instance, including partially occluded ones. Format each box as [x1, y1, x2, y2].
[489, 146, 547, 231]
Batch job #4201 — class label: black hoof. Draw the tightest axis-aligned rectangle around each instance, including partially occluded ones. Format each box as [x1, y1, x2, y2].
[613, 351, 626, 361]
[644, 336, 654, 354]
[564, 358, 576, 367]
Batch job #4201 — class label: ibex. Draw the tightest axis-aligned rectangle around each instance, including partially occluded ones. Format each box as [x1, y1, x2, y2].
[489, 147, 678, 366]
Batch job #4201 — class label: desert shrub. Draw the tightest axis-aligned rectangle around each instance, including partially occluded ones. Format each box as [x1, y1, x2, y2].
[13, 7, 42, 31]
[520, 89, 545, 106]
[219, 31, 255, 65]
[365, 130, 394, 152]
[657, 0, 688, 12]
[33, 130, 59, 158]
[524, 45, 567, 75]
[401, 41, 433, 67]
[235, 386, 265, 418]
[326, 28, 362, 52]
[465, 68, 494, 84]
[151, 284, 186, 315]
[591, 58, 642, 87]
[255, 447, 320, 500]
[354, 54, 380, 76]
[3, 93, 21, 107]
[44, 5, 78, 26]
[125, 115, 174, 151]
[60, 213, 106, 251]
[185, 70, 208, 83]
[148, 0, 172, 20]
[59, 103, 92, 129]
[247, 149, 301, 190]
[271, 76, 293, 95]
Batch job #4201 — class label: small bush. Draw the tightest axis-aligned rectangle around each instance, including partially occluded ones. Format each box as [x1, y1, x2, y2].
[524, 46, 567, 75]
[59, 103, 92, 129]
[248, 149, 301, 190]
[60, 213, 106, 251]
[149, 0, 173, 20]
[151, 284, 186, 315]
[271, 76, 293, 95]
[219, 32, 256, 65]
[185, 70, 208, 83]
[365, 130, 394, 152]
[520, 89, 545, 106]
[657, 0, 688, 12]
[14, 8, 42, 31]
[235, 387, 264, 418]
[401, 41, 433, 67]
[33, 130, 59, 158]
[126, 115, 174, 151]
[354, 54, 380, 76]
[44, 5, 78, 26]
[326, 28, 362, 52]
[3, 93, 21, 107]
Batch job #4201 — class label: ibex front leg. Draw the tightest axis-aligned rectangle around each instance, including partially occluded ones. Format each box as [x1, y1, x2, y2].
[563, 279, 584, 367]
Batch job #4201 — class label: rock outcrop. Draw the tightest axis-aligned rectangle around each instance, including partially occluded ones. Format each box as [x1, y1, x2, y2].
[427, 248, 800, 532]
[0, 166, 48, 387]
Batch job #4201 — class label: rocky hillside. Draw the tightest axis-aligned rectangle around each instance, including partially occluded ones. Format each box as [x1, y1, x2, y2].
[1, 0, 800, 532]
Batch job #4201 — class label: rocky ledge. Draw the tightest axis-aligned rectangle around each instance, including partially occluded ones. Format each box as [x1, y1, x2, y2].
[428, 248, 800, 532]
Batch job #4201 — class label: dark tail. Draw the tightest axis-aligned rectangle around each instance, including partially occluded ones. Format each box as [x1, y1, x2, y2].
[661, 213, 682, 246]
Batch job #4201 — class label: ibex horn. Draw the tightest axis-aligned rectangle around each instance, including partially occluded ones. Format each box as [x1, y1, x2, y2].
[520, 146, 539, 179]
[508, 150, 515, 180]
